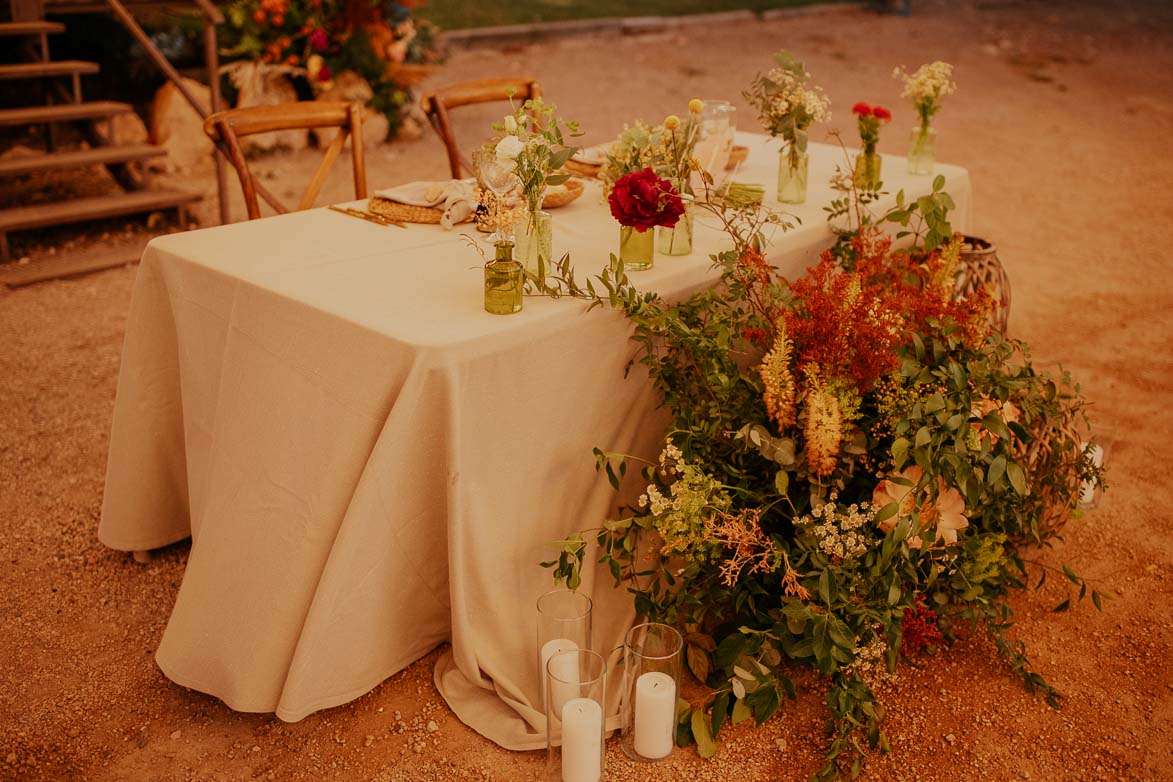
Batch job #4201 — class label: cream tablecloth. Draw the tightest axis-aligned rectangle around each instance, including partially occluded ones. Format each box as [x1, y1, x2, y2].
[99, 134, 971, 750]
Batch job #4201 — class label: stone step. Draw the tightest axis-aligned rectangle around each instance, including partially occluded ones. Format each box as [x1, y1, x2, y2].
[0, 144, 167, 177]
[0, 189, 200, 260]
[0, 101, 133, 127]
[0, 60, 99, 80]
[0, 235, 149, 288]
[0, 21, 66, 36]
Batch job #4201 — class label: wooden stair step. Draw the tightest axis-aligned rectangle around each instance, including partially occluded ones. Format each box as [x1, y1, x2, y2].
[0, 21, 66, 36]
[0, 101, 133, 127]
[0, 235, 149, 288]
[0, 189, 200, 233]
[0, 60, 100, 80]
[0, 144, 167, 177]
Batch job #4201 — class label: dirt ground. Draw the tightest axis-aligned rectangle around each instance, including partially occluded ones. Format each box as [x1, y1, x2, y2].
[2, 0, 1172, 780]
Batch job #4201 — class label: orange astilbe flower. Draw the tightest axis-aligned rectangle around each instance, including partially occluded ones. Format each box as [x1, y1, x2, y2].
[705, 508, 777, 587]
[760, 329, 797, 430]
[804, 376, 843, 477]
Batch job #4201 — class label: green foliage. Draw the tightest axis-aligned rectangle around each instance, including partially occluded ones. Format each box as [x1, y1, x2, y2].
[536, 183, 1105, 779]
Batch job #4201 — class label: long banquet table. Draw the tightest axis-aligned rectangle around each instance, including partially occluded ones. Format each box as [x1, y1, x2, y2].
[99, 133, 971, 750]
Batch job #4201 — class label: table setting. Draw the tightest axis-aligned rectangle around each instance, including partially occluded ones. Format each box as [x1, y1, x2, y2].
[96, 48, 1108, 782]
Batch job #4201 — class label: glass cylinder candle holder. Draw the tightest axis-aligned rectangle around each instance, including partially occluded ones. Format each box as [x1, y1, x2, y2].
[537, 589, 593, 716]
[545, 649, 607, 782]
[619, 622, 683, 762]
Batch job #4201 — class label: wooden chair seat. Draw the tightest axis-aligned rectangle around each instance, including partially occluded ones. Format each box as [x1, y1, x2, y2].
[420, 77, 541, 179]
[204, 101, 367, 221]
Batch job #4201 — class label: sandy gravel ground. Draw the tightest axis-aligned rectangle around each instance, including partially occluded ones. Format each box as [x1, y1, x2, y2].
[1, 1, 1172, 780]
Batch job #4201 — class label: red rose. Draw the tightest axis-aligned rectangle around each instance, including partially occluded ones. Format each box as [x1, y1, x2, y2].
[308, 28, 329, 51]
[852, 102, 872, 116]
[608, 168, 685, 232]
[872, 106, 892, 122]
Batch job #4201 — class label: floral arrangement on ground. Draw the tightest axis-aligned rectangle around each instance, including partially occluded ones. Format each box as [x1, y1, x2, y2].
[218, 0, 443, 133]
[539, 171, 1107, 779]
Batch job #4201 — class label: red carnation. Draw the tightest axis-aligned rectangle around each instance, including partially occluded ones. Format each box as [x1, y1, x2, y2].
[608, 168, 685, 232]
[317, 64, 332, 82]
[872, 105, 892, 122]
[308, 28, 329, 51]
[852, 102, 872, 116]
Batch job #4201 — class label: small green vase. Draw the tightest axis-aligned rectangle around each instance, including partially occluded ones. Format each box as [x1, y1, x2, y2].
[854, 149, 882, 191]
[619, 225, 654, 271]
[484, 241, 523, 315]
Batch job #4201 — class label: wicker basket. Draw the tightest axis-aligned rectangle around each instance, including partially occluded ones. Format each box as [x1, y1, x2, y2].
[1015, 395, 1087, 541]
[542, 179, 584, 209]
[954, 235, 1011, 336]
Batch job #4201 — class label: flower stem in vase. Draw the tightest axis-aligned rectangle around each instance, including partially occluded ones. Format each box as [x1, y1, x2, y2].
[776, 145, 809, 204]
[513, 209, 553, 282]
[656, 200, 693, 256]
[908, 123, 937, 175]
[619, 225, 655, 271]
[854, 145, 882, 192]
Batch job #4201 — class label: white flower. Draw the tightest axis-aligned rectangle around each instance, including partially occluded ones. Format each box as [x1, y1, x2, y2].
[503, 115, 518, 134]
[495, 135, 525, 161]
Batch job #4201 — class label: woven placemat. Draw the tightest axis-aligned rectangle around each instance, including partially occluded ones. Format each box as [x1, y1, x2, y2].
[564, 159, 602, 179]
[543, 179, 584, 209]
[368, 197, 444, 224]
[726, 145, 749, 170]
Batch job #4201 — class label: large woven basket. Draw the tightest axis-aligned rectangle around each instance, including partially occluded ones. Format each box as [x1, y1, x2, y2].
[953, 236, 1011, 336]
[1014, 394, 1087, 541]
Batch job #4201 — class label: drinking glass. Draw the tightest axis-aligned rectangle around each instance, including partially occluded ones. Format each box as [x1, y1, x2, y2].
[694, 100, 737, 177]
[474, 150, 521, 243]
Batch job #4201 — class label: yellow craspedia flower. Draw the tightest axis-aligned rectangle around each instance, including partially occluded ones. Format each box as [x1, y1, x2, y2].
[688, 98, 705, 114]
[664, 114, 681, 130]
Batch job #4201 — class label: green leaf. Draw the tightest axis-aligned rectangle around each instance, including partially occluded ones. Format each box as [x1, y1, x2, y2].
[731, 697, 752, 724]
[1053, 599, 1071, 612]
[988, 454, 1007, 486]
[775, 470, 790, 496]
[691, 710, 717, 758]
[687, 644, 710, 684]
[981, 411, 1012, 441]
[1006, 462, 1027, 496]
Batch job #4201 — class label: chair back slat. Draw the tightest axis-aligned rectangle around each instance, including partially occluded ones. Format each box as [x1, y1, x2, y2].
[420, 78, 541, 178]
[204, 100, 368, 220]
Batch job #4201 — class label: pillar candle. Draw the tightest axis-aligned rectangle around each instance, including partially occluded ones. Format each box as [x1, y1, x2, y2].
[541, 639, 579, 716]
[560, 697, 602, 782]
[633, 671, 676, 759]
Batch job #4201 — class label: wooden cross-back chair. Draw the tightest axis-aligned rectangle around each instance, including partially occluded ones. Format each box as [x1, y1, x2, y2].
[204, 101, 367, 221]
[420, 78, 542, 179]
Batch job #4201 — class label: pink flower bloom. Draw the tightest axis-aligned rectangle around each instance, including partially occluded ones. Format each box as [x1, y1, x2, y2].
[873, 466, 969, 547]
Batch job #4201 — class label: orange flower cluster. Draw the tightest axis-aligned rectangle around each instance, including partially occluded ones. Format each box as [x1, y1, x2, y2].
[704, 508, 777, 587]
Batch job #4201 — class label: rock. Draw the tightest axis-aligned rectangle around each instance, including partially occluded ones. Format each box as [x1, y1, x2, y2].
[150, 77, 214, 173]
[315, 70, 373, 105]
[169, 730, 181, 740]
[426, 720, 438, 733]
[396, 114, 424, 142]
[5, 753, 15, 764]
[227, 62, 309, 154]
[363, 110, 391, 148]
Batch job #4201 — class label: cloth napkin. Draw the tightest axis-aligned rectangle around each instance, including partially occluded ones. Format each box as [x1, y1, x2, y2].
[571, 144, 610, 166]
[373, 179, 476, 229]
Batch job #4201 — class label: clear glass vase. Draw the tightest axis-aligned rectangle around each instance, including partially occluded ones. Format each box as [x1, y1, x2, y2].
[545, 649, 607, 782]
[619, 623, 682, 763]
[483, 241, 523, 315]
[656, 211, 692, 256]
[908, 125, 937, 175]
[854, 150, 882, 191]
[514, 209, 553, 280]
[776, 146, 809, 204]
[619, 225, 655, 271]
